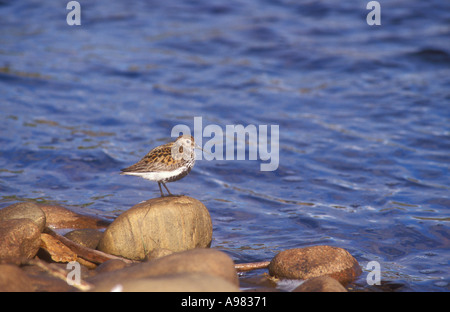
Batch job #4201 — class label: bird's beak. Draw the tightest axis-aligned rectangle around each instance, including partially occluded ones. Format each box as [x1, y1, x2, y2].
[195, 143, 210, 155]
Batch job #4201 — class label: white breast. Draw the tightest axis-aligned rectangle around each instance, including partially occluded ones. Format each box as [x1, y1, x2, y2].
[121, 166, 187, 182]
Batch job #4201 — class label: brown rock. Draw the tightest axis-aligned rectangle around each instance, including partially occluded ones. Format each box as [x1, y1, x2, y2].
[76, 257, 98, 270]
[21, 262, 79, 292]
[268, 245, 362, 285]
[98, 273, 240, 292]
[64, 229, 103, 249]
[0, 219, 41, 263]
[89, 248, 238, 290]
[0, 202, 46, 232]
[97, 196, 213, 260]
[0, 264, 35, 292]
[145, 248, 238, 285]
[95, 259, 130, 274]
[293, 276, 347, 292]
[38, 233, 77, 263]
[39, 204, 110, 229]
[144, 248, 174, 260]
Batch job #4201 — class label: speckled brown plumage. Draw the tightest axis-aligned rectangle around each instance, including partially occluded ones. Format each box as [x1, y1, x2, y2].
[120, 135, 200, 197]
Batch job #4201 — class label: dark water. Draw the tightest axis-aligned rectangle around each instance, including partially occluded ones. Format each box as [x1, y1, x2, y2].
[1, 0, 449, 291]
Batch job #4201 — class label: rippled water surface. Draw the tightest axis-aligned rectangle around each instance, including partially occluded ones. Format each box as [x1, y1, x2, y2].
[1, 0, 449, 291]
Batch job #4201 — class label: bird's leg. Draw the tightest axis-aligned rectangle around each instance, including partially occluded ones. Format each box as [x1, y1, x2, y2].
[158, 182, 165, 197]
[162, 183, 173, 196]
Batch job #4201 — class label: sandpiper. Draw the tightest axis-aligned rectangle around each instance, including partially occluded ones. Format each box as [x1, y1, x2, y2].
[120, 135, 202, 197]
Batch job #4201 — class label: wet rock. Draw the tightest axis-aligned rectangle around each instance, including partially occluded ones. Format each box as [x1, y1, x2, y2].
[293, 276, 347, 292]
[0, 202, 46, 232]
[89, 248, 238, 290]
[0, 219, 41, 263]
[268, 245, 362, 285]
[97, 196, 212, 260]
[39, 204, 110, 229]
[101, 273, 239, 292]
[38, 233, 77, 263]
[64, 229, 103, 249]
[0, 264, 35, 292]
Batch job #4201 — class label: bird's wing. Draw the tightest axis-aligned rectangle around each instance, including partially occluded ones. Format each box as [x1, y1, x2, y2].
[121, 142, 185, 172]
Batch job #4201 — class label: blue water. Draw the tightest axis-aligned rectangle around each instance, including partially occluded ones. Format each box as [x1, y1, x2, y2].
[1, 0, 449, 291]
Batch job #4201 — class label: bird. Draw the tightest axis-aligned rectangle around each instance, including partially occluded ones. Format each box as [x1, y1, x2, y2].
[120, 135, 202, 197]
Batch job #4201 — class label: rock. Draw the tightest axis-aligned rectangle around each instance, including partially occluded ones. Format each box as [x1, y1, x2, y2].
[95, 259, 130, 274]
[239, 274, 279, 292]
[39, 204, 110, 229]
[144, 248, 174, 261]
[64, 229, 103, 249]
[21, 262, 79, 292]
[99, 273, 239, 292]
[268, 246, 362, 285]
[293, 276, 348, 292]
[76, 257, 98, 270]
[89, 248, 238, 290]
[0, 219, 41, 263]
[97, 196, 212, 260]
[0, 202, 46, 232]
[144, 248, 239, 286]
[38, 233, 77, 263]
[0, 264, 35, 292]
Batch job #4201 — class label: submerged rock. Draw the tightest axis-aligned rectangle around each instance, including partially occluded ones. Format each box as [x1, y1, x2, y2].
[97, 196, 212, 260]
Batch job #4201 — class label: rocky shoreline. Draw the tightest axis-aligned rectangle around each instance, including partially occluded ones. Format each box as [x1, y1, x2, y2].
[0, 198, 362, 292]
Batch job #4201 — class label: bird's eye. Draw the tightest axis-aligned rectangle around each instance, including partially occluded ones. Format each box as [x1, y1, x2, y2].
[186, 140, 191, 144]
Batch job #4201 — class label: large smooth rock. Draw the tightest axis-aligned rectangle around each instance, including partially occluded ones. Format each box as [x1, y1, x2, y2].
[97, 196, 213, 260]
[89, 248, 238, 290]
[268, 246, 362, 285]
[104, 273, 239, 292]
[0, 219, 41, 263]
[0, 202, 46, 232]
